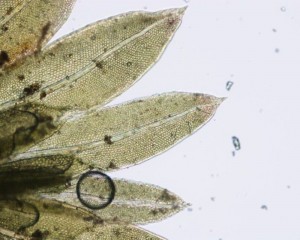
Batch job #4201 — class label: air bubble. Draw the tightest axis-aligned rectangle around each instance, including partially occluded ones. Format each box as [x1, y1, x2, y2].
[232, 136, 241, 151]
[76, 170, 115, 210]
[226, 81, 234, 91]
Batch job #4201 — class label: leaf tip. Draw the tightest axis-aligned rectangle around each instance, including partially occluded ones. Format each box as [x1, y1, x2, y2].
[215, 96, 227, 106]
[160, 7, 187, 24]
[170, 6, 187, 18]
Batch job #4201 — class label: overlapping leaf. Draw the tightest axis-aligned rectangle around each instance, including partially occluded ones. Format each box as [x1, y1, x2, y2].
[0, 1, 224, 240]
[0, 198, 165, 240]
[21, 92, 223, 172]
[0, 8, 185, 111]
[0, 0, 76, 67]
[36, 178, 186, 225]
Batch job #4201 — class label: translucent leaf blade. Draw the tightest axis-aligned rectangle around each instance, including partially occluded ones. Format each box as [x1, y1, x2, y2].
[0, 8, 185, 110]
[0, 1, 23, 24]
[38, 178, 186, 225]
[0, 198, 164, 240]
[0, 198, 103, 239]
[0, 0, 76, 68]
[27, 92, 223, 171]
[74, 225, 165, 240]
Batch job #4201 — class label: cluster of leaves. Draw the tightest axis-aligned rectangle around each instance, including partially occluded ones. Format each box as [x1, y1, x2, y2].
[0, 1, 222, 239]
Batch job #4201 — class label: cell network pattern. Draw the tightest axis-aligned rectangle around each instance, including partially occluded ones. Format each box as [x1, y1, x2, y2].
[0, 1, 223, 239]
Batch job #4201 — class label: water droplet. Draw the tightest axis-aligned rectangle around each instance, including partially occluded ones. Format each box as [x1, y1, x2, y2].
[226, 81, 234, 91]
[76, 170, 115, 210]
[261, 205, 268, 210]
[232, 136, 241, 151]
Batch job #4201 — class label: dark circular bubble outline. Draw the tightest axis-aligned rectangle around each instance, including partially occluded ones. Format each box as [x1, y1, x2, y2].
[76, 170, 116, 210]
[18, 200, 40, 231]
[0, 198, 40, 232]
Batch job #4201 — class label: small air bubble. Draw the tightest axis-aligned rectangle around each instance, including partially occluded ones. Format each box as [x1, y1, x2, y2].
[76, 170, 115, 210]
[232, 136, 241, 151]
[226, 81, 234, 91]
[280, 6, 286, 12]
[261, 205, 268, 210]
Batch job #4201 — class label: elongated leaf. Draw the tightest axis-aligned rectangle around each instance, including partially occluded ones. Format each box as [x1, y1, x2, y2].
[0, 8, 185, 110]
[74, 225, 165, 240]
[38, 178, 186, 225]
[0, 155, 75, 181]
[0, 198, 164, 240]
[23, 92, 223, 171]
[0, 3, 224, 239]
[0, 0, 76, 68]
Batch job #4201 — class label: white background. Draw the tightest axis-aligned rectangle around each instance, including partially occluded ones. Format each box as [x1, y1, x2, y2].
[52, 1, 300, 239]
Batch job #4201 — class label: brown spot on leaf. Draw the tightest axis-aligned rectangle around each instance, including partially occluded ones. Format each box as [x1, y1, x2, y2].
[6, 7, 13, 15]
[0, 51, 10, 67]
[159, 189, 176, 202]
[168, 18, 176, 26]
[83, 216, 94, 222]
[94, 60, 104, 69]
[108, 161, 118, 169]
[31, 229, 50, 240]
[93, 217, 104, 225]
[23, 82, 41, 96]
[18, 74, 25, 81]
[31, 229, 43, 239]
[1, 25, 8, 32]
[40, 91, 47, 100]
[150, 208, 168, 216]
[112, 229, 121, 236]
[90, 34, 96, 41]
[104, 135, 113, 144]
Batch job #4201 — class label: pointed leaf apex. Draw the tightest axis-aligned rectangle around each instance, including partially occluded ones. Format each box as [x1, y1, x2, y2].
[170, 6, 188, 15]
[214, 96, 226, 107]
[178, 6, 189, 14]
[160, 6, 187, 21]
